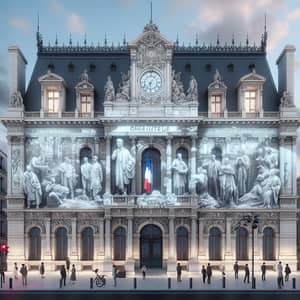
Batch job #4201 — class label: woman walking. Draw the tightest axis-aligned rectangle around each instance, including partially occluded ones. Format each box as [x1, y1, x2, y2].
[39, 262, 45, 279]
[70, 264, 76, 284]
[13, 263, 18, 279]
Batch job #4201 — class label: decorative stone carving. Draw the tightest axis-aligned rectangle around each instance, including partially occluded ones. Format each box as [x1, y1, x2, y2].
[116, 71, 130, 101]
[104, 76, 115, 102]
[171, 70, 185, 103]
[171, 153, 188, 195]
[12, 148, 23, 193]
[185, 75, 198, 102]
[23, 165, 42, 208]
[10, 90, 23, 108]
[280, 91, 295, 108]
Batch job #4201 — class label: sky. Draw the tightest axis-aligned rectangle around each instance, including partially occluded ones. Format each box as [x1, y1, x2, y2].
[0, 0, 300, 165]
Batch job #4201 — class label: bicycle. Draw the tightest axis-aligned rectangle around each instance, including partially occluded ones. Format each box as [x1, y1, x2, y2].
[94, 269, 106, 287]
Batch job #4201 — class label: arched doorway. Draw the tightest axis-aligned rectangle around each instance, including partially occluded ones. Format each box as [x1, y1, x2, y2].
[141, 148, 161, 193]
[140, 224, 162, 268]
[28, 227, 41, 260]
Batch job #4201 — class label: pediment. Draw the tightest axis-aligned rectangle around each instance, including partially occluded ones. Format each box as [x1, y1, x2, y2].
[75, 81, 94, 90]
[239, 70, 266, 83]
[208, 80, 227, 90]
[38, 70, 66, 84]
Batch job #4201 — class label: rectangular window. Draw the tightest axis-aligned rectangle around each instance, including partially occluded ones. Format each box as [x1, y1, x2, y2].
[80, 95, 92, 113]
[244, 90, 256, 113]
[47, 90, 59, 113]
[211, 95, 222, 113]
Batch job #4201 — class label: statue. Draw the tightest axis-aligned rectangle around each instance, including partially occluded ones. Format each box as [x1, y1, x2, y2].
[58, 157, 77, 199]
[116, 71, 130, 101]
[186, 75, 198, 102]
[263, 169, 281, 208]
[23, 165, 42, 208]
[80, 69, 89, 82]
[104, 76, 115, 102]
[81, 157, 91, 196]
[30, 154, 48, 180]
[90, 155, 103, 200]
[203, 154, 221, 200]
[214, 69, 222, 82]
[171, 153, 188, 195]
[45, 177, 69, 207]
[219, 158, 238, 206]
[280, 91, 294, 108]
[10, 91, 23, 108]
[235, 154, 249, 197]
[112, 138, 135, 194]
[171, 70, 185, 103]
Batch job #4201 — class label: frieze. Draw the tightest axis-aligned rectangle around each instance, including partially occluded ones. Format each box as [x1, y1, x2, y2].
[51, 219, 72, 232]
[133, 217, 169, 234]
[204, 219, 225, 234]
[77, 219, 100, 233]
[25, 221, 46, 233]
[7, 211, 24, 219]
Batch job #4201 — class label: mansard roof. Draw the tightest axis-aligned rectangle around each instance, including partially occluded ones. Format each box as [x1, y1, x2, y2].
[24, 27, 278, 112]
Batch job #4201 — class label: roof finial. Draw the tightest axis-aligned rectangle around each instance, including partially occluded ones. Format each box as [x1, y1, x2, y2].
[232, 33, 235, 46]
[263, 12, 268, 51]
[246, 33, 249, 46]
[195, 33, 199, 46]
[55, 33, 58, 46]
[176, 33, 179, 47]
[37, 12, 40, 33]
[36, 12, 43, 50]
[84, 33, 87, 46]
[217, 33, 220, 46]
[69, 33, 72, 46]
[150, 1, 153, 23]
[104, 33, 107, 47]
[123, 33, 127, 46]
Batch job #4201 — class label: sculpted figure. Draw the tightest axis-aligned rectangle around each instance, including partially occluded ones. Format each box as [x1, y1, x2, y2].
[235, 154, 249, 197]
[112, 138, 135, 194]
[186, 75, 198, 102]
[116, 71, 130, 101]
[171, 153, 188, 195]
[80, 69, 89, 82]
[203, 154, 221, 200]
[90, 155, 103, 200]
[219, 158, 238, 206]
[45, 177, 69, 207]
[23, 165, 42, 208]
[104, 76, 115, 102]
[30, 154, 48, 180]
[10, 91, 23, 107]
[172, 70, 185, 103]
[81, 157, 92, 196]
[59, 157, 77, 199]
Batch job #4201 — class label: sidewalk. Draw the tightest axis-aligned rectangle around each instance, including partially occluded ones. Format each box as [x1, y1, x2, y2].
[0, 269, 298, 291]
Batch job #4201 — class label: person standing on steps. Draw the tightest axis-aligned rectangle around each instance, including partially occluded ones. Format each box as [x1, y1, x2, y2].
[141, 265, 147, 280]
[207, 263, 212, 284]
[244, 264, 250, 283]
[60, 265, 67, 286]
[233, 261, 239, 279]
[176, 263, 182, 282]
[261, 262, 266, 281]
[70, 264, 76, 284]
[112, 265, 118, 286]
[284, 264, 291, 282]
[65, 257, 70, 276]
[13, 262, 18, 279]
[201, 265, 207, 284]
[277, 261, 284, 289]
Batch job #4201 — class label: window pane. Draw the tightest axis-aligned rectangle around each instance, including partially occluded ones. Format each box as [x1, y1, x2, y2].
[176, 227, 189, 260]
[47, 90, 59, 113]
[209, 227, 221, 260]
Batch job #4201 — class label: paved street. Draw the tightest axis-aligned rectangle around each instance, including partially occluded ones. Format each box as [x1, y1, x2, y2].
[0, 269, 299, 291]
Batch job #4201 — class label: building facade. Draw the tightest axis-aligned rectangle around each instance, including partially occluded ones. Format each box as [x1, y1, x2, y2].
[1, 21, 300, 274]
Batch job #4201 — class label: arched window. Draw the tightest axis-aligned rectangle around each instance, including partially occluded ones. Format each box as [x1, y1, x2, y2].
[176, 227, 189, 260]
[81, 227, 94, 261]
[236, 227, 248, 260]
[209, 227, 222, 260]
[263, 227, 275, 260]
[28, 227, 41, 260]
[55, 227, 68, 260]
[113, 227, 126, 260]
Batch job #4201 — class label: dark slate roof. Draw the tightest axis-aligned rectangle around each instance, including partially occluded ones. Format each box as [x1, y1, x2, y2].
[24, 48, 279, 112]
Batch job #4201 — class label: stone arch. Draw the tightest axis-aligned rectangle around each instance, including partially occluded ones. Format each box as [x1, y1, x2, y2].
[78, 224, 97, 235]
[207, 224, 225, 235]
[137, 220, 166, 236]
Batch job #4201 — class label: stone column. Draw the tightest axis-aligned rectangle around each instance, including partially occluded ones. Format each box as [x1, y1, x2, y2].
[103, 213, 112, 272]
[166, 136, 172, 194]
[70, 218, 78, 259]
[125, 216, 135, 274]
[225, 217, 233, 260]
[279, 137, 286, 194]
[105, 136, 111, 195]
[97, 218, 104, 260]
[130, 137, 136, 195]
[43, 218, 51, 259]
[198, 218, 205, 260]
[292, 136, 297, 195]
[167, 214, 176, 274]
[190, 136, 197, 194]
[189, 217, 198, 272]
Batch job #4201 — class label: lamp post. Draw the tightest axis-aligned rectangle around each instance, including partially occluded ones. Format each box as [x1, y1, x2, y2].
[236, 214, 259, 289]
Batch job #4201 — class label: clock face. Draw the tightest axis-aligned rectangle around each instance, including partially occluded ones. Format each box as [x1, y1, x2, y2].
[140, 71, 162, 94]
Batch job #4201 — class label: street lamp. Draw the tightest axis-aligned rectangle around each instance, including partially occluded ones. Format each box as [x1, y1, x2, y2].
[236, 214, 259, 289]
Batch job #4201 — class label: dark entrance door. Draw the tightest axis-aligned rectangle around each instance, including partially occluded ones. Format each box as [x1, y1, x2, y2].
[140, 224, 162, 268]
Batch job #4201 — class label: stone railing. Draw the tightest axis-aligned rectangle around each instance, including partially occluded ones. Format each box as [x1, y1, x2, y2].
[200, 111, 280, 119]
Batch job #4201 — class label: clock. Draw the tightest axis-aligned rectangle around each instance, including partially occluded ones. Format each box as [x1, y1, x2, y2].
[140, 71, 162, 94]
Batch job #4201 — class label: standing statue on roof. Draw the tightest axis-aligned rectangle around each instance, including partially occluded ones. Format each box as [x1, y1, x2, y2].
[104, 76, 115, 102]
[116, 71, 130, 101]
[80, 69, 89, 82]
[186, 75, 198, 102]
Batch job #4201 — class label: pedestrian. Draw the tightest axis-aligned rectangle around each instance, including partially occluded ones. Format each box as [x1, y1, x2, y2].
[284, 264, 291, 282]
[65, 257, 71, 275]
[201, 265, 207, 284]
[112, 264, 118, 286]
[244, 264, 250, 283]
[233, 261, 239, 279]
[207, 263, 212, 284]
[39, 262, 45, 279]
[277, 261, 284, 289]
[60, 265, 67, 286]
[141, 265, 147, 280]
[20, 264, 28, 286]
[261, 262, 266, 281]
[70, 264, 76, 284]
[13, 262, 18, 279]
[176, 263, 182, 282]
[0, 264, 5, 284]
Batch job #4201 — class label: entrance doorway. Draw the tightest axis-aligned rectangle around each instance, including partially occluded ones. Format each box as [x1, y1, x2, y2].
[140, 224, 162, 268]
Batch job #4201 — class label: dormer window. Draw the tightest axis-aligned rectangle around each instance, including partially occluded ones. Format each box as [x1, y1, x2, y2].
[237, 69, 265, 117]
[38, 69, 67, 117]
[208, 69, 227, 117]
[75, 70, 94, 117]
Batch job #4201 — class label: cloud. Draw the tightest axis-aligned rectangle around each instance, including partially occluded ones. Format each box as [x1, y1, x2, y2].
[288, 7, 300, 20]
[67, 13, 85, 35]
[296, 58, 300, 70]
[49, 0, 65, 15]
[9, 17, 31, 33]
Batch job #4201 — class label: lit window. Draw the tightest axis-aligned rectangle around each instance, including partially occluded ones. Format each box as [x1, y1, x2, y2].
[211, 95, 222, 113]
[80, 95, 92, 113]
[244, 90, 256, 113]
[47, 90, 59, 113]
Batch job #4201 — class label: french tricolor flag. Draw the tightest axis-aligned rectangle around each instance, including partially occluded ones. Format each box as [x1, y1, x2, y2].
[143, 154, 152, 194]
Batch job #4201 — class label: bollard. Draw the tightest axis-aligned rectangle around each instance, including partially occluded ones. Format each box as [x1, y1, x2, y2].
[293, 278, 296, 289]
[168, 277, 171, 289]
[59, 278, 62, 288]
[133, 277, 137, 289]
[252, 277, 256, 289]
[189, 278, 192, 289]
[9, 278, 13, 289]
[90, 278, 93, 289]
[222, 276, 226, 288]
